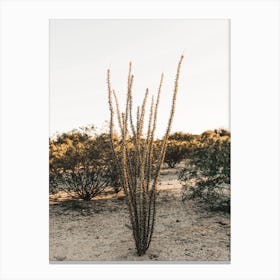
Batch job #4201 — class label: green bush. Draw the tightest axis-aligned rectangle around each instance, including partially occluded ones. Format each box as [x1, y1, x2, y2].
[94, 133, 122, 193]
[179, 129, 230, 212]
[164, 140, 188, 168]
[49, 128, 111, 200]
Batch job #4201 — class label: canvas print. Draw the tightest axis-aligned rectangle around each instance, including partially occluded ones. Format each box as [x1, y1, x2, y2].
[49, 19, 230, 262]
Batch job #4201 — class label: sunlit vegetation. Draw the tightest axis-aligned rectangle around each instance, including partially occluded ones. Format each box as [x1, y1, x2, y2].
[49, 127, 120, 200]
[179, 129, 230, 213]
[50, 127, 230, 208]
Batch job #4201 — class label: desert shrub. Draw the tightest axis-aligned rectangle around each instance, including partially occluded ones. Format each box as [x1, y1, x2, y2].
[49, 129, 111, 200]
[179, 129, 230, 212]
[94, 133, 122, 193]
[169, 131, 198, 142]
[214, 128, 231, 137]
[164, 140, 188, 168]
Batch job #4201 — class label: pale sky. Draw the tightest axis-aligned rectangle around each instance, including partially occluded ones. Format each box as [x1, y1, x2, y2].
[50, 19, 230, 138]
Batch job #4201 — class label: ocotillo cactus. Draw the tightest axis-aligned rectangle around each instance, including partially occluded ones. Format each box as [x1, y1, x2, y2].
[107, 55, 184, 256]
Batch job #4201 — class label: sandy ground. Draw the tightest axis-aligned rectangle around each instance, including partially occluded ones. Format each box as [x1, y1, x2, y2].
[49, 166, 230, 262]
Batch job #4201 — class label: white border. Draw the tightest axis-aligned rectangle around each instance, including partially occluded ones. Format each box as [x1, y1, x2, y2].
[0, 1, 279, 279]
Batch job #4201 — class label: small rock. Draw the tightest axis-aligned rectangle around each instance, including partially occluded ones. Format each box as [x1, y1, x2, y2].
[176, 219, 180, 223]
[149, 253, 158, 259]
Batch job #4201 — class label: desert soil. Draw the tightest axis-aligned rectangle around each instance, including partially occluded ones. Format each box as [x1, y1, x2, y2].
[49, 166, 230, 262]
